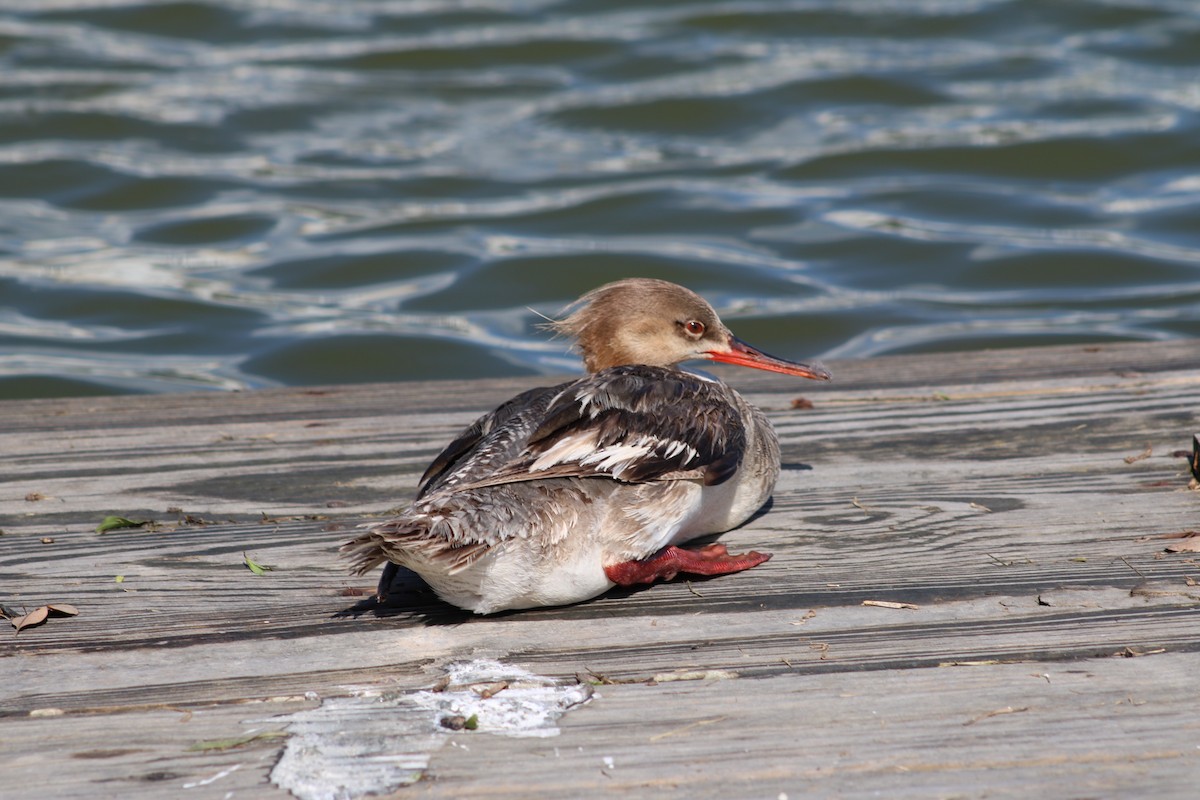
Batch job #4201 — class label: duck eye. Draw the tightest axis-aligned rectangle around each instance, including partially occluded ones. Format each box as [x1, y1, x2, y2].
[684, 320, 705, 336]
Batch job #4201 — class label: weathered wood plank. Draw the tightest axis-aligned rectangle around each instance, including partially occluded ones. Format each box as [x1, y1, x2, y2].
[5, 701, 310, 798]
[2, 341, 1198, 798]
[411, 654, 1200, 799]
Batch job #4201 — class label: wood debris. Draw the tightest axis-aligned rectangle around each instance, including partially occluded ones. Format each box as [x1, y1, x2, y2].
[1129, 583, 1200, 601]
[28, 708, 65, 718]
[862, 600, 918, 610]
[649, 715, 728, 742]
[1114, 646, 1167, 658]
[579, 670, 643, 686]
[938, 660, 1003, 667]
[1123, 445, 1152, 464]
[472, 681, 509, 699]
[963, 706, 1030, 726]
[651, 670, 738, 683]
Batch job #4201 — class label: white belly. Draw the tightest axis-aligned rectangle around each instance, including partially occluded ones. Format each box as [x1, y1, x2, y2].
[426, 474, 772, 614]
[671, 469, 773, 545]
[419, 541, 613, 615]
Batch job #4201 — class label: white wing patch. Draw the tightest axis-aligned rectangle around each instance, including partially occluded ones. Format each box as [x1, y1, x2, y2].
[529, 429, 699, 480]
[580, 442, 659, 475]
[573, 386, 603, 417]
[528, 430, 601, 472]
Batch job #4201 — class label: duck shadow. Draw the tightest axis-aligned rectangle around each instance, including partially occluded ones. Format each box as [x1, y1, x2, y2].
[333, 563, 472, 626]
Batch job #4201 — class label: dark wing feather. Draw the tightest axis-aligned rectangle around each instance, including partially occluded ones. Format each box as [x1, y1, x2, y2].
[439, 365, 747, 492]
[417, 383, 565, 497]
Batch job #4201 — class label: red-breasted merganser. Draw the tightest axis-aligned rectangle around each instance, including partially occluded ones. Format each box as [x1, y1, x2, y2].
[342, 278, 831, 614]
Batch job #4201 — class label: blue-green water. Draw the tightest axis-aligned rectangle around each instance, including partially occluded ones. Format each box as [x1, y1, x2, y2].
[1, 0, 1198, 399]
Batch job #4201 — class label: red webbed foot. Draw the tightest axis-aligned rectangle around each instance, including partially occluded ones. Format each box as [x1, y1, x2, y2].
[604, 543, 771, 587]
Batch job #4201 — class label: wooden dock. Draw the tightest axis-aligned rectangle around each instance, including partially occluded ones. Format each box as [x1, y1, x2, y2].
[3, 340, 1198, 798]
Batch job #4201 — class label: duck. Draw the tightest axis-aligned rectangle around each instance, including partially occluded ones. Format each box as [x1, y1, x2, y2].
[342, 278, 831, 614]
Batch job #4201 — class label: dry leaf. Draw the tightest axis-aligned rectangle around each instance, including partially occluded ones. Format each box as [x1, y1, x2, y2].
[1165, 536, 1200, 554]
[25, 492, 46, 502]
[13, 606, 49, 632]
[1142, 531, 1200, 553]
[1136, 530, 1196, 541]
[790, 397, 814, 410]
[10, 603, 79, 633]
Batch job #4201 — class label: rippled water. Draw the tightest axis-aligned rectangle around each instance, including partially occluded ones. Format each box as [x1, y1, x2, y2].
[2, 0, 1198, 398]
